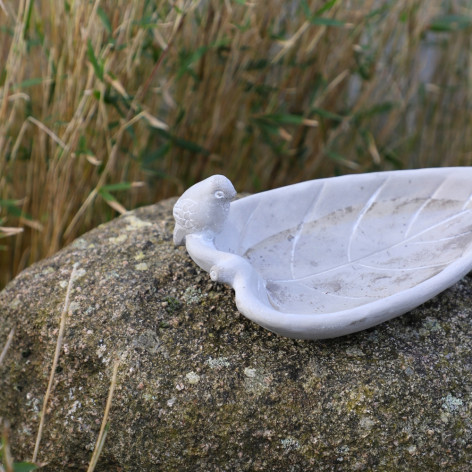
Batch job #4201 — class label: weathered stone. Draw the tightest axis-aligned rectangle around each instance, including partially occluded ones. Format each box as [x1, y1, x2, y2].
[0, 198, 471, 471]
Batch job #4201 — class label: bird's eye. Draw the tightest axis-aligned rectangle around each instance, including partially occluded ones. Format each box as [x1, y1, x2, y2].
[214, 190, 225, 199]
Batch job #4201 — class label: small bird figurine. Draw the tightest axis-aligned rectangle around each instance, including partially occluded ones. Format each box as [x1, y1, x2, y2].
[173, 175, 236, 246]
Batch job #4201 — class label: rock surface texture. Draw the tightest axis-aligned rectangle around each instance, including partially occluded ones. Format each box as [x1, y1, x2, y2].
[1, 198, 472, 471]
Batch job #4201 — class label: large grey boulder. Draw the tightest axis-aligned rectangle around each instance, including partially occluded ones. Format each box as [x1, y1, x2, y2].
[0, 198, 471, 471]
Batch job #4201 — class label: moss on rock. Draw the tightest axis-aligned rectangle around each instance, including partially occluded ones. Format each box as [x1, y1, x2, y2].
[0, 198, 472, 471]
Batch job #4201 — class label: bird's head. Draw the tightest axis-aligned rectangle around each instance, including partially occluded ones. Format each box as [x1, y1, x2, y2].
[200, 175, 236, 235]
[206, 174, 237, 203]
[173, 175, 236, 245]
[177, 174, 236, 205]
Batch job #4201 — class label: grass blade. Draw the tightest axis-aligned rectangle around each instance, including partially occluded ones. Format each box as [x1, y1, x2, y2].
[0, 329, 14, 367]
[86, 39, 104, 81]
[428, 14, 472, 32]
[87, 361, 120, 472]
[32, 264, 78, 463]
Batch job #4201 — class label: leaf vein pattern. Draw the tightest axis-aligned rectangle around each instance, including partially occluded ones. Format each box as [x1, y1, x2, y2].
[289, 183, 326, 279]
[356, 262, 448, 272]
[404, 177, 448, 239]
[274, 208, 472, 283]
[410, 229, 472, 245]
[347, 179, 388, 262]
[461, 190, 472, 210]
[238, 200, 262, 255]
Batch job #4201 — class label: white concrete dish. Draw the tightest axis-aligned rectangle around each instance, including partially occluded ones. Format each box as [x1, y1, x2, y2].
[173, 168, 472, 339]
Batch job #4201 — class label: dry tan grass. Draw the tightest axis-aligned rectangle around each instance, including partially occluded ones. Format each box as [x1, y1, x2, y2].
[0, 0, 471, 288]
[32, 263, 77, 463]
[0, 264, 118, 469]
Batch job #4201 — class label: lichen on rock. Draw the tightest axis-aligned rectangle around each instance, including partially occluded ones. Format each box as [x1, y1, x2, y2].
[0, 198, 472, 471]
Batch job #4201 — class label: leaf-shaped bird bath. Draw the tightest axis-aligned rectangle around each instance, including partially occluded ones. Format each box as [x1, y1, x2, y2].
[173, 168, 472, 339]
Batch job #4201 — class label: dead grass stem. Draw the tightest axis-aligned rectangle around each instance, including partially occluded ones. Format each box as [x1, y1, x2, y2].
[31, 263, 77, 463]
[0, 0, 471, 288]
[86, 360, 120, 472]
[0, 329, 14, 368]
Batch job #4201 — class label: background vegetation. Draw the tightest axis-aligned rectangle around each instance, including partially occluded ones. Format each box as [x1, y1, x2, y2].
[1, 0, 471, 289]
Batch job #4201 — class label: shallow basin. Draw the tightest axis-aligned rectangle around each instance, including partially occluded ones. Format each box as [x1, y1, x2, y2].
[175, 168, 472, 339]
